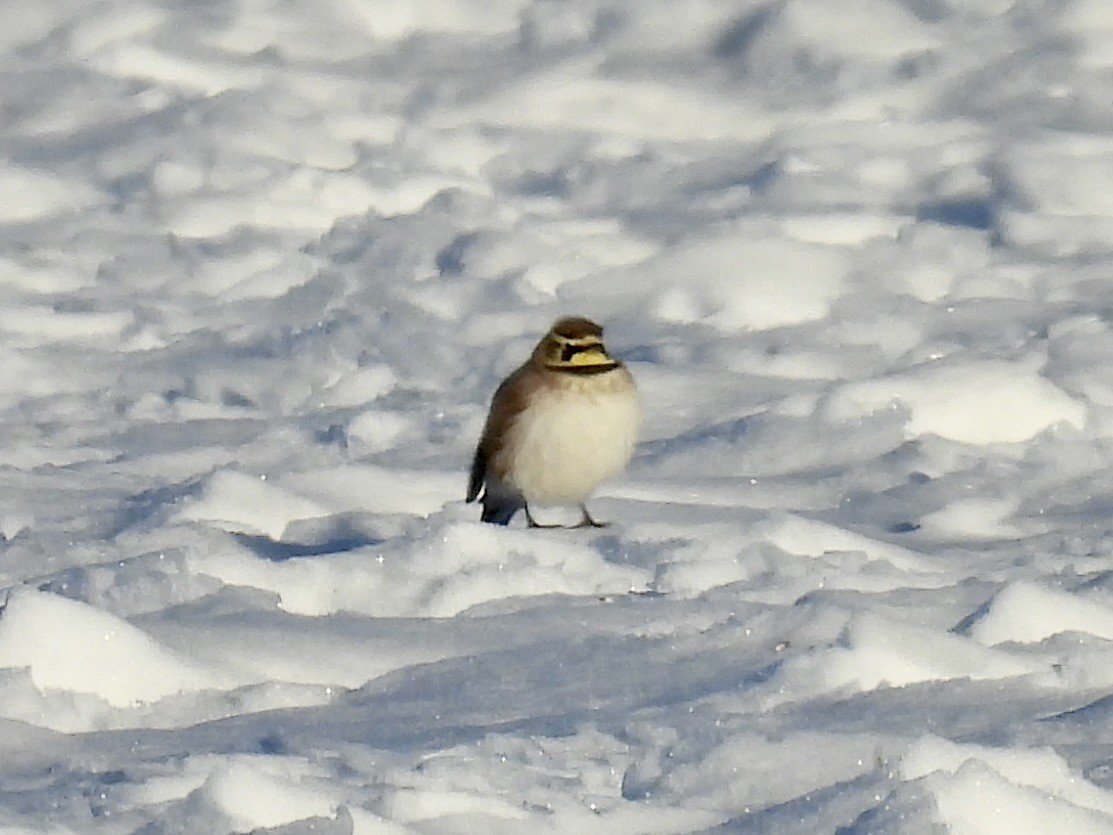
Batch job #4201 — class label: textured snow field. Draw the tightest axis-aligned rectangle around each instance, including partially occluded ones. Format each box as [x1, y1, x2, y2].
[3, 0, 1113, 832]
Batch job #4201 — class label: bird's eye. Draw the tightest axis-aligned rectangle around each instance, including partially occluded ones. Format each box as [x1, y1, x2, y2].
[560, 344, 577, 362]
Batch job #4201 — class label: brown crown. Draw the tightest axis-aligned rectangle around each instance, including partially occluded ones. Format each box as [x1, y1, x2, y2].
[550, 317, 603, 341]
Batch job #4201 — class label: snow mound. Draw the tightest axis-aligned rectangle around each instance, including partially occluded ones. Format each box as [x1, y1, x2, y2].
[826, 358, 1087, 444]
[645, 234, 853, 331]
[194, 758, 341, 832]
[0, 162, 102, 221]
[763, 514, 936, 573]
[1065, 0, 1113, 68]
[919, 496, 1023, 539]
[176, 469, 330, 539]
[0, 589, 226, 709]
[283, 465, 456, 518]
[189, 519, 650, 618]
[967, 581, 1113, 646]
[782, 611, 1048, 695]
[903, 736, 1113, 833]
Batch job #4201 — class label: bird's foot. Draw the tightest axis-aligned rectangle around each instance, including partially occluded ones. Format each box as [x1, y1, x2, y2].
[575, 505, 609, 528]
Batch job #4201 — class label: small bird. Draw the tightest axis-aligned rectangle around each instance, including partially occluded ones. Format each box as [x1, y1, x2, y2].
[467, 316, 640, 527]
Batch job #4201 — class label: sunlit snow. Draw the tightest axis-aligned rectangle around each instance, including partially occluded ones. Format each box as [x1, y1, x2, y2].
[2, 0, 1113, 832]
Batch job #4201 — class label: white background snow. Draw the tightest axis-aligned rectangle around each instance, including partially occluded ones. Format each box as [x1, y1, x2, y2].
[2, 0, 1113, 832]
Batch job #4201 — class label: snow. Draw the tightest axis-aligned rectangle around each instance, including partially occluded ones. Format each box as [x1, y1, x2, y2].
[2, 0, 1113, 832]
[903, 737, 1113, 835]
[826, 356, 1088, 444]
[968, 581, 1113, 645]
[648, 233, 854, 331]
[0, 589, 228, 712]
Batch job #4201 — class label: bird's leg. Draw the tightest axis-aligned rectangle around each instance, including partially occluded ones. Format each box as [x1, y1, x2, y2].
[525, 505, 561, 529]
[576, 504, 609, 528]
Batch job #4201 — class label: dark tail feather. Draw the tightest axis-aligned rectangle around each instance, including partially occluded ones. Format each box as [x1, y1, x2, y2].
[466, 448, 486, 503]
[481, 494, 524, 526]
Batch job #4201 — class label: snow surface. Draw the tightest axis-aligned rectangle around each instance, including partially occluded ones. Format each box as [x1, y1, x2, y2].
[2, 0, 1113, 832]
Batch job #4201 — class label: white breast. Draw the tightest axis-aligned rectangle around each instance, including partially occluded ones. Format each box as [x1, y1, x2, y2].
[507, 371, 640, 505]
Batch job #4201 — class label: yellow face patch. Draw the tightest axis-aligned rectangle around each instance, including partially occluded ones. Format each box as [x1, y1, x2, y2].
[540, 331, 620, 374]
[566, 345, 610, 366]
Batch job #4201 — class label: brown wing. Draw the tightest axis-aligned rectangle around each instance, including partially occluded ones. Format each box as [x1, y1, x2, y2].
[466, 363, 537, 502]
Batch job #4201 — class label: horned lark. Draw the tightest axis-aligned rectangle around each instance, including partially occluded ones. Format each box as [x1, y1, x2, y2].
[467, 316, 639, 527]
